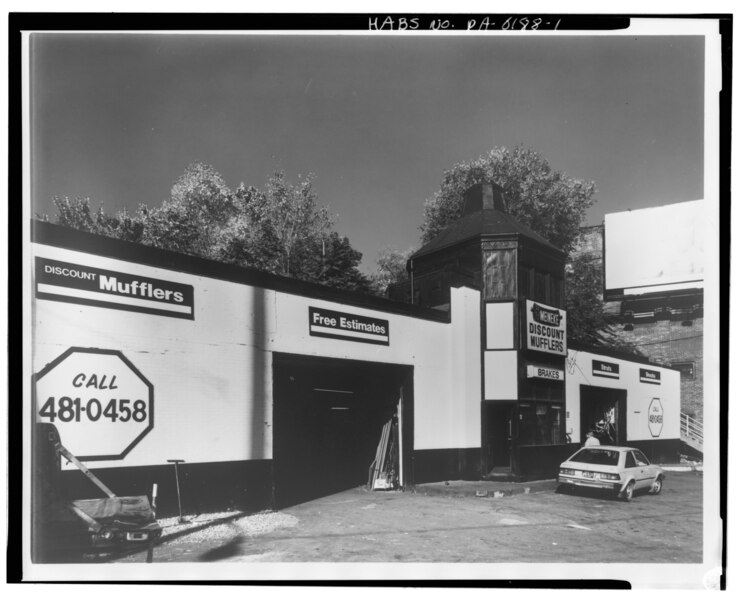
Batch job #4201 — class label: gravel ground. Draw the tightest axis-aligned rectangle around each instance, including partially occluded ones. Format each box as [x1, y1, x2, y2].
[163, 511, 298, 544]
[110, 510, 299, 563]
[108, 471, 702, 570]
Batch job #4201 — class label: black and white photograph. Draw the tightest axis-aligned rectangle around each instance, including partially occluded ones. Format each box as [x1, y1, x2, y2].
[7, 5, 730, 590]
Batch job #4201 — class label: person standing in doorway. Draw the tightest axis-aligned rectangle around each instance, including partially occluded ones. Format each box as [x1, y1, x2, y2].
[584, 431, 600, 447]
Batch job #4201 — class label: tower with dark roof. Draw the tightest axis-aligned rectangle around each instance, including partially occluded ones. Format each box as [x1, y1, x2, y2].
[392, 182, 569, 478]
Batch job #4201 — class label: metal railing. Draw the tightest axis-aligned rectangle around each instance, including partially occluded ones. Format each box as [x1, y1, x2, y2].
[680, 412, 703, 450]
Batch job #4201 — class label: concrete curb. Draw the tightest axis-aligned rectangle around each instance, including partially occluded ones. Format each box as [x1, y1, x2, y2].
[414, 479, 557, 499]
[414, 467, 701, 499]
[662, 464, 704, 472]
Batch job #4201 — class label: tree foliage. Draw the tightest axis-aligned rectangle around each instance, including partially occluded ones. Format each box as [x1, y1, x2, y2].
[142, 162, 237, 255]
[47, 163, 371, 293]
[421, 146, 596, 253]
[565, 253, 642, 354]
[377, 145, 637, 353]
[51, 196, 147, 243]
[370, 247, 413, 296]
[304, 232, 373, 293]
[564, 254, 610, 346]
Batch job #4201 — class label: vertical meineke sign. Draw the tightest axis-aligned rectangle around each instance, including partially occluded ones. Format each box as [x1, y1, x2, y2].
[525, 300, 567, 356]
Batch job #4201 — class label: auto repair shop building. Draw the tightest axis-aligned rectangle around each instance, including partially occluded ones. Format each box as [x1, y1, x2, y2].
[30, 185, 681, 514]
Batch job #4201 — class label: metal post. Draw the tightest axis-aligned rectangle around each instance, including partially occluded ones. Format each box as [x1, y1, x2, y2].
[409, 259, 414, 304]
[167, 459, 187, 523]
[146, 483, 158, 563]
[151, 483, 158, 516]
[397, 395, 404, 488]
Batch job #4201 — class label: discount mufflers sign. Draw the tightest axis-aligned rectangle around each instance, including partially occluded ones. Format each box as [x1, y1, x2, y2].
[525, 300, 567, 356]
[33, 348, 154, 461]
[35, 257, 194, 319]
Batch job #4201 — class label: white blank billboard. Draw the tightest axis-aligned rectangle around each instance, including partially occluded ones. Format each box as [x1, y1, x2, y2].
[604, 200, 705, 298]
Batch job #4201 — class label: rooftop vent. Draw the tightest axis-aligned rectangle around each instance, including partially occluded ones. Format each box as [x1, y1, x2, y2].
[462, 182, 506, 216]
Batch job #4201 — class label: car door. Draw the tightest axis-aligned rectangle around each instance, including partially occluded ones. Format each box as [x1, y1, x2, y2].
[622, 450, 640, 486]
[631, 450, 655, 490]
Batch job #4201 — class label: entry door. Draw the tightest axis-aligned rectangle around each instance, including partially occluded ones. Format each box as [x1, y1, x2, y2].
[485, 403, 514, 471]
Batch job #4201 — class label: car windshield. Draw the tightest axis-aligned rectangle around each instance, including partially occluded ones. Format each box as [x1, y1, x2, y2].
[569, 448, 620, 466]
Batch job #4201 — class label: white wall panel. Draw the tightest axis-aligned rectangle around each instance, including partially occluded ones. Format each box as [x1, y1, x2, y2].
[483, 351, 518, 400]
[33, 243, 484, 471]
[272, 287, 481, 451]
[565, 349, 681, 442]
[441, 287, 481, 449]
[32, 246, 275, 469]
[485, 302, 514, 349]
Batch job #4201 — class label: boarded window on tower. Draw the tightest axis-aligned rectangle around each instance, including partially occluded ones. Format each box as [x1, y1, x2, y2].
[483, 248, 516, 300]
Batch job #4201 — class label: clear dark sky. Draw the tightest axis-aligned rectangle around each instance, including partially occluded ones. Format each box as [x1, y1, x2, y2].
[31, 33, 705, 271]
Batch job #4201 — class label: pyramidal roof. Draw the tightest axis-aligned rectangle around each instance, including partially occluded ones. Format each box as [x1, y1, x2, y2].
[410, 183, 563, 261]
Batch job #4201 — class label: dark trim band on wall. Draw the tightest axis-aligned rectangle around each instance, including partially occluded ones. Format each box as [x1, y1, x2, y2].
[32, 221, 449, 323]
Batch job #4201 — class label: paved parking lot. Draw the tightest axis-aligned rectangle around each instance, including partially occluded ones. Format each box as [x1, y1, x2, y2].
[115, 471, 702, 564]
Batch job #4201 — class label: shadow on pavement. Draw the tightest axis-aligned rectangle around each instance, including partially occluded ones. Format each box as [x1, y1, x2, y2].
[197, 535, 245, 562]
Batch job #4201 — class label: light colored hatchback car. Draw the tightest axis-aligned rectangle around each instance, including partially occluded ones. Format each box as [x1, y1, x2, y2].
[557, 446, 665, 501]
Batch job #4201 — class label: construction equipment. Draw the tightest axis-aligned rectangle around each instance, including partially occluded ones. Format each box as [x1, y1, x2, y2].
[34, 423, 161, 560]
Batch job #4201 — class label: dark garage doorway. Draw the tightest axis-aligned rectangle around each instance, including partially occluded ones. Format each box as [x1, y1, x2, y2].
[272, 353, 413, 508]
[580, 385, 627, 446]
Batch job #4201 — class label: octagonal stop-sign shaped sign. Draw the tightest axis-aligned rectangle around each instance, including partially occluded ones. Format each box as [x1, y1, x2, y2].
[34, 348, 154, 461]
[648, 398, 664, 438]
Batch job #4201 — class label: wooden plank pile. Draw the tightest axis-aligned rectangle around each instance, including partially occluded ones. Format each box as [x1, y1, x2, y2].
[368, 416, 399, 490]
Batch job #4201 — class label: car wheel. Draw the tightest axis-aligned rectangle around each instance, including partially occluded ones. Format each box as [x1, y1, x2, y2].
[622, 481, 635, 502]
[649, 477, 663, 495]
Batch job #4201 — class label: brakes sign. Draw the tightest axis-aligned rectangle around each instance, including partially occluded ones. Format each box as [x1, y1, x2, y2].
[34, 348, 154, 461]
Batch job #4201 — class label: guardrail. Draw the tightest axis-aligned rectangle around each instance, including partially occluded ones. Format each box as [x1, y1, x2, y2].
[680, 412, 703, 451]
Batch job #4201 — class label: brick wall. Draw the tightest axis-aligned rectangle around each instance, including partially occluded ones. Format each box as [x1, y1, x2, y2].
[613, 319, 704, 421]
[572, 225, 704, 422]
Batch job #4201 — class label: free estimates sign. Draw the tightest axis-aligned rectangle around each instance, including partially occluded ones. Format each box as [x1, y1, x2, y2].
[525, 300, 567, 356]
[309, 307, 389, 345]
[35, 257, 194, 319]
[33, 348, 154, 461]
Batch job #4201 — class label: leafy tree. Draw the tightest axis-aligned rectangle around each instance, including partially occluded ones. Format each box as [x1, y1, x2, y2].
[421, 146, 596, 253]
[304, 232, 373, 293]
[260, 172, 334, 278]
[141, 162, 237, 256]
[221, 181, 372, 292]
[388, 146, 637, 353]
[370, 247, 413, 296]
[45, 163, 371, 293]
[217, 171, 335, 279]
[51, 195, 98, 232]
[565, 253, 642, 354]
[50, 196, 146, 243]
